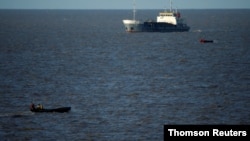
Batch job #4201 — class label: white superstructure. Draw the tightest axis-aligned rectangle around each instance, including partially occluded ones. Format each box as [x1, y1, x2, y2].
[157, 12, 178, 25]
[156, 0, 183, 25]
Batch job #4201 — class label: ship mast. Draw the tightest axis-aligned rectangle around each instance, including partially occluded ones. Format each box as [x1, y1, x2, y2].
[133, 0, 136, 21]
[169, 0, 173, 12]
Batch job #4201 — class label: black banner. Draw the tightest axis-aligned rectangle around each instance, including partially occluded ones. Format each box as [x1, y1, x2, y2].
[164, 125, 249, 140]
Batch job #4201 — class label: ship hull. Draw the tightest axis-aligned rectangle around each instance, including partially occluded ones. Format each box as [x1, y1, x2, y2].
[123, 21, 190, 32]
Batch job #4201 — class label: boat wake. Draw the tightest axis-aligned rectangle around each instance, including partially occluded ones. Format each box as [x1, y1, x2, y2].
[0, 111, 34, 118]
[193, 29, 202, 33]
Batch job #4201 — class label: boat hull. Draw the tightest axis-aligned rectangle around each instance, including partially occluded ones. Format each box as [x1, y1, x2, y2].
[200, 39, 214, 43]
[123, 20, 144, 32]
[123, 21, 190, 32]
[31, 107, 71, 113]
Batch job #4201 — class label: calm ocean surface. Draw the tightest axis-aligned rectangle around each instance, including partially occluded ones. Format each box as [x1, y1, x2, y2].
[0, 9, 249, 140]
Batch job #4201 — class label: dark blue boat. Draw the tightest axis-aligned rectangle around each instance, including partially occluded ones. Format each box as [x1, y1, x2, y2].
[30, 103, 71, 113]
[30, 107, 71, 113]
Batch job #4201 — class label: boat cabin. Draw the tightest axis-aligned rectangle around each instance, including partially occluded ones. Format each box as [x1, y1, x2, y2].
[157, 11, 180, 25]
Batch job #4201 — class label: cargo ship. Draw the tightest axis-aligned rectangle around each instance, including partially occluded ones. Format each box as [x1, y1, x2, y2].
[122, 0, 190, 32]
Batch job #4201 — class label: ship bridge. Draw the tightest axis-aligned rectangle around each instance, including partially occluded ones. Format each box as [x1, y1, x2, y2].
[156, 11, 181, 25]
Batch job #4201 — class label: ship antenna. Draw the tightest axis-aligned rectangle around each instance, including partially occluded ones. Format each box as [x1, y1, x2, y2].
[133, 0, 136, 21]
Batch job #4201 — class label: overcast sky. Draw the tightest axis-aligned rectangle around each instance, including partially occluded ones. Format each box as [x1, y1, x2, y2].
[0, 0, 250, 9]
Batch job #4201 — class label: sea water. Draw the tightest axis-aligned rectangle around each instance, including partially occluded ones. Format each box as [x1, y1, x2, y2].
[0, 9, 249, 140]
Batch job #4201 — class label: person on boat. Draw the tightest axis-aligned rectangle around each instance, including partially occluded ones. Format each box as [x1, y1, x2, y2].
[30, 103, 35, 111]
[36, 104, 44, 110]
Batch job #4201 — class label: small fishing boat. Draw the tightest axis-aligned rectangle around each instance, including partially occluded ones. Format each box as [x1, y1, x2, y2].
[30, 107, 71, 113]
[200, 39, 214, 43]
[30, 103, 71, 113]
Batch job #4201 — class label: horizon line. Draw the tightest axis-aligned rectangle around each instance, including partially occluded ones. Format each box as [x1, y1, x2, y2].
[0, 8, 249, 10]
